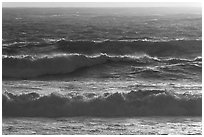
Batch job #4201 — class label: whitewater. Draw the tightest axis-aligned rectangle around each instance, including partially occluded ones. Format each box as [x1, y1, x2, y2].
[2, 7, 202, 135]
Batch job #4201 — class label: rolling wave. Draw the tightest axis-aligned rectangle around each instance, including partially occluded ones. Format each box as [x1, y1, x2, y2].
[3, 90, 201, 117]
[3, 54, 201, 78]
[3, 40, 201, 58]
[3, 54, 108, 78]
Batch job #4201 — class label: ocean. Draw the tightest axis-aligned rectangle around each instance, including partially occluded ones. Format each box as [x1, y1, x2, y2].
[2, 7, 202, 135]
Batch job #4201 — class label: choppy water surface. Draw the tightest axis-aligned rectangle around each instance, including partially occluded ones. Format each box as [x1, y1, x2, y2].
[3, 117, 202, 135]
[2, 7, 202, 135]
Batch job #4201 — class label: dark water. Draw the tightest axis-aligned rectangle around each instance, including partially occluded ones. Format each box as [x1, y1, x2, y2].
[2, 7, 202, 134]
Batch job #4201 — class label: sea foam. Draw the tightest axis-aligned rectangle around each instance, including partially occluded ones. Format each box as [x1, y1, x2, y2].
[3, 90, 201, 117]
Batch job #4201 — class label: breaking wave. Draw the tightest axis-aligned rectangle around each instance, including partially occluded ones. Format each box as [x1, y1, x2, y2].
[2, 90, 201, 117]
[3, 54, 201, 78]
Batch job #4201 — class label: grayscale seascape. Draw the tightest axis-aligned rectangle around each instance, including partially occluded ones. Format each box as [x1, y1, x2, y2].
[2, 3, 202, 135]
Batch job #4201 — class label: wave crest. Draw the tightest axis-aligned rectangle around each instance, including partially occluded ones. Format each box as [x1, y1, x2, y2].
[2, 54, 159, 78]
[3, 54, 202, 79]
[3, 40, 202, 58]
[3, 90, 201, 117]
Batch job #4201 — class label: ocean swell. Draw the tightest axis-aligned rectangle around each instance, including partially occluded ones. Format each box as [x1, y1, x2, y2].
[3, 40, 202, 58]
[2, 54, 158, 78]
[56, 40, 201, 57]
[3, 54, 201, 78]
[2, 90, 201, 117]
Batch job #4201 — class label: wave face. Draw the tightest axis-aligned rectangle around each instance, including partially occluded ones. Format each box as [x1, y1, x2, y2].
[3, 54, 107, 78]
[3, 54, 148, 78]
[3, 40, 201, 58]
[56, 40, 202, 57]
[3, 40, 202, 79]
[3, 53, 201, 78]
[2, 90, 202, 117]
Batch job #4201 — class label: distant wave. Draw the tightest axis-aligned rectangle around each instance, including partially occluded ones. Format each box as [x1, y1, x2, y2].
[3, 40, 201, 58]
[3, 90, 201, 117]
[3, 54, 201, 79]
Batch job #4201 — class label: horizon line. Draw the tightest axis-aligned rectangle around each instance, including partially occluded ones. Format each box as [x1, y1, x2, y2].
[3, 2, 201, 8]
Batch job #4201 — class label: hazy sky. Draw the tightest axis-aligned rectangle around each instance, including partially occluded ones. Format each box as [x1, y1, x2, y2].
[3, 2, 201, 8]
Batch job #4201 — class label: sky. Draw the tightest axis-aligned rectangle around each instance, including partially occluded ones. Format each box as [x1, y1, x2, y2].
[2, 2, 201, 8]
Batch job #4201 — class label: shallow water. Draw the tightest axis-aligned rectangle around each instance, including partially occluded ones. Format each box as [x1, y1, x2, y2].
[2, 117, 202, 135]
